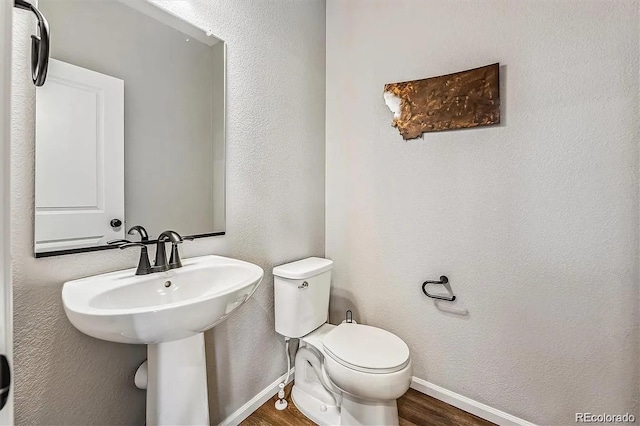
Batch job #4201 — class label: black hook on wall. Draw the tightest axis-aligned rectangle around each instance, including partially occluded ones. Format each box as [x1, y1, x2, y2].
[422, 275, 456, 302]
[14, 0, 50, 86]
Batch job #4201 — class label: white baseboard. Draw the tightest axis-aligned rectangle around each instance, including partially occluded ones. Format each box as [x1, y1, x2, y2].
[217, 370, 535, 426]
[410, 376, 536, 426]
[217, 367, 295, 426]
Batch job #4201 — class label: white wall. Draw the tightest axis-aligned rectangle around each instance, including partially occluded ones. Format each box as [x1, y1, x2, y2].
[11, 0, 325, 424]
[326, 1, 639, 424]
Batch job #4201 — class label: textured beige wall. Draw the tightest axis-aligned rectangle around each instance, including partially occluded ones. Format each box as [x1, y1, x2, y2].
[326, 0, 639, 424]
[11, 0, 325, 424]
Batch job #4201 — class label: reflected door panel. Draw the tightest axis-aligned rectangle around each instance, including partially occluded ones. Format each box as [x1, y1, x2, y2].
[35, 59, 124, 253]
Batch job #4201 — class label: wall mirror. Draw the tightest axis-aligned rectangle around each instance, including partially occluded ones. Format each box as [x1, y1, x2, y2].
[34, 0, 226, 257]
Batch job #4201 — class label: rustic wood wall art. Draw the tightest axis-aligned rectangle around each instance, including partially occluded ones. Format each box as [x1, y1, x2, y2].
[383, 63, 500, 140]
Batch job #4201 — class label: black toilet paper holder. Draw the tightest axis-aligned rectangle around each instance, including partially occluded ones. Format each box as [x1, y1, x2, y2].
[422, 276, 456, 302]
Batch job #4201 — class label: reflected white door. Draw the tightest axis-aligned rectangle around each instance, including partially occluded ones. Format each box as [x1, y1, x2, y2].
[35, 59, 124, 253]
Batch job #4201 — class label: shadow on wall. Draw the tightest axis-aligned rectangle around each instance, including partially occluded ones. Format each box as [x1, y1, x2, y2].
[330, 286, 471, 323]
[434, 299, 470, 318]
[13, 284, 147, 425]
[499, 64, 507, 127]
[205, 283, 283, 424]
[429, 280, 470, 318]
[329, 288, 361, 325]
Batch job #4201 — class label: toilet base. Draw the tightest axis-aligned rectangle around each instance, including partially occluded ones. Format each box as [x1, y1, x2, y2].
[291, 345, 401, 426]
[292, 384, 340, 426]
[292, 384, 400, 426]
[340, 394, 399, 426]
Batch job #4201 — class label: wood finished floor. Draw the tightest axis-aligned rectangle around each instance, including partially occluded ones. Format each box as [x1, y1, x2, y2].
[240, 383, 495, 426]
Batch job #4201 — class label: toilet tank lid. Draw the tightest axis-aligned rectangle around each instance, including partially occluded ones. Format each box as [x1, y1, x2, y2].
[273, 257, 333, 279]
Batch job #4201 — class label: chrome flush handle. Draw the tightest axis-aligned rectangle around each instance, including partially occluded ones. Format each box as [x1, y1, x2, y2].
[298, 281, 309, 289]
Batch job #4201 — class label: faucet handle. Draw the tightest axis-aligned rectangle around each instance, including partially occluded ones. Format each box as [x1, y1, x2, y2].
[171, 235, 194, 266]
[158, 232, 193, 269]
[118, 242, 145, 249]
[107, 239, 130, 246]
[171, 236, 194, 246]
[119, 243, 153, 275]
[158, 230, 183, 244]
[128, 225, 149, 241]
[154, 232, 177, 272]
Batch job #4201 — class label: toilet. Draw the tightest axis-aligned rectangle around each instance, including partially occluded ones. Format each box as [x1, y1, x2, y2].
[274, 257, 412, 426]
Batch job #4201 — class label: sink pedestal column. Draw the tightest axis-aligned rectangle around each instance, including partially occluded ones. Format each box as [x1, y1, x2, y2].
[147, 333, 209, 425]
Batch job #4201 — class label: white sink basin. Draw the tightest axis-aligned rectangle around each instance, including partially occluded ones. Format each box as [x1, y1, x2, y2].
[63, 255, 264, 344]
[62, 254, 264, 425]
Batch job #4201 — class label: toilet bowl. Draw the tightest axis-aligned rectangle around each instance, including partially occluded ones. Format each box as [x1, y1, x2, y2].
[293, 323, 412, 425]
[273, 258, 412, 425]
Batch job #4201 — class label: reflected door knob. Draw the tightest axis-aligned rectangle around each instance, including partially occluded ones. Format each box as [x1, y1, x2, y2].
[110, 219, 123, 228]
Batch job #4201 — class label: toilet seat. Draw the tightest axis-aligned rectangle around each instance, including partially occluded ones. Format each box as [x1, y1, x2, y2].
[322, 323, 410, 374]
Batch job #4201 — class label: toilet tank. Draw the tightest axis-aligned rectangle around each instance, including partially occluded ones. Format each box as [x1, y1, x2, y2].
[273, 257, 333, 338]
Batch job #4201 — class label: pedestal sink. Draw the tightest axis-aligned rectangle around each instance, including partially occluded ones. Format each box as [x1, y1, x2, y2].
[62, 255, 264, 425]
